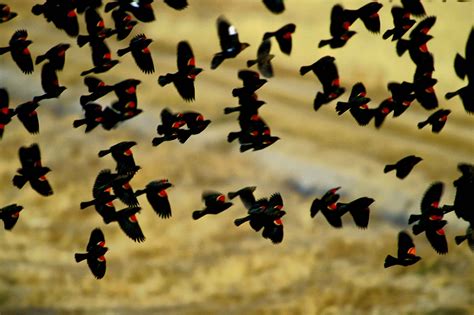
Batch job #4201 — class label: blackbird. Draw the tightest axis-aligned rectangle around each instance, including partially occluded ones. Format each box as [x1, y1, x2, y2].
[384, 155, 423, 179]
[0, 204, 23, 231]
[135, 179, 173, 218]
[75, 228, 108, 279]
[117, 33, 154, 74]
[0, 29, 34, 74]
[384, 231, 421, 268]
[192, 191, 233, 220]
[262, 23, 296, 55]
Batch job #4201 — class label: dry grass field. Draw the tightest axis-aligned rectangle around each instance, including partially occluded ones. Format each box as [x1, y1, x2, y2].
[0, 1, 473, 314]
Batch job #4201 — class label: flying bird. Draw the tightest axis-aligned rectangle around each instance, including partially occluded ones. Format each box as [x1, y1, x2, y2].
[0, 88, 15, 139]
[35, 43, 70, 71]
[117, 33, 155, 74]
[0, 204, 23, 231]
[310, 187, 342, 228]
[98, 141, 139, 175]
[211, 15, 250, 69]
[262, 23, 296, 55]
[262, 0, 285, 14]
[0, 4, 17, 23]
[384, 231, 421, 268]
[74, 228, 108, 279]
[0, 29, 34, 74]
[417, 109, 450, 133]
[192, 191, 233, 220]
[384, 155, 423, 179]
[135, 179, 173, 218]
[247, 38, 274, 78]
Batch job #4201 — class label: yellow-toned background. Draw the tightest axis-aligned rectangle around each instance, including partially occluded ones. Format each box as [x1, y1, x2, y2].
[0, 1, 473, 314]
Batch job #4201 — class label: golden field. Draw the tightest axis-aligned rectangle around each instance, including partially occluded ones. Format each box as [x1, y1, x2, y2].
[0, 1, 473, 314]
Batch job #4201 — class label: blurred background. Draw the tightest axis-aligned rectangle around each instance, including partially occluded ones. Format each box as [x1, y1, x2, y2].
[0, 0, 473, 314]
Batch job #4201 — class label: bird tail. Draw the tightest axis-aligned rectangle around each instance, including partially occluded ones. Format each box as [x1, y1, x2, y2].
[382, 29, 393, 40]
[12, 175, 27, 189]
[73, 119, 86, 128]
[158, 74, 172, 87]
[444, 91, 457, 100]
[80, 200, 95, 210]
[227, 132, 240, 143]
[227, 191, 239, 200]
[192, 210, 206, 220]
[81, 69, 94, 76]
[417, 120, 428, 129]
[224, 107, 239, 115]
[318, 39, 331, 48]
[455, 235, 466, 245]
[0, 47, 10, 55]
[234, 216, 251, 227]
[152, 137, 165, 147]
[396, 39, 410, 56]
[384, 164, 396, 173]
[74, 253, 88, 263]
[117, 47, 130, 57]
[76, 35, 90, 48]
[35, 54, 47, 65]
[97, 149, 110, 158]
[408, 214, 422, 225]
[210, 53, 224, 70]
[384, 255, 398, 268]
[335, 101, 350, 115]
[247, 59, 257, 68]
[134, 189, 146, 197]
[299, 65, 312, 76]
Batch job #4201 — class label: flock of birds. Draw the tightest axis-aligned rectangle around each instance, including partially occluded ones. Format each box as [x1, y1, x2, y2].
[0, 0, 472, 280]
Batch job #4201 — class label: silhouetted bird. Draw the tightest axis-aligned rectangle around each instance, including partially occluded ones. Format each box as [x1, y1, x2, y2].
[262, 0, 285, 14]
[0, 4, 17, 23]
[336, 82, 373, 126]
[384, 155, 423, 179]
[443, 163, 474, 224]
[33, 62, 67, 102]
[158, 41, 202, 101]
[192, 191, 233, 220]
[263, 23, 296, 55]
[35, 43, 70, 71]
[228, 186, 258, 211]
[163, 0, 188, 10]
[180, 111, 211, 137]
[409, 182, 448, 254]
[247, 38, 274, 78]
[0, 29, 33, 74]
[135, 179, 173, 218]
[0, 204, 23, 231]
[109, 172, 140, 207]
[12, 143, 53, 196]
[319, 4, 357, 49]
[0, 88, 15, 139]
[337, 196, 373, 229]
[384, 231, 421, 268]
[310, 187, 342, 228]
[383, 6, 415, 41]
[232, 70, 267, 97]
[300, 56, 345, 111]
[80, 169, 118, 221]
[445, 28, 474, 114]
[417, 109, 450, 133]
[80, 76, 114, 105]
[413, 75, 438, 110]
[32, 1, 79, 37]
[211, 15, 250, 69]
[372, 97, 395, 128]
[14, 100, 40, 134]
[105, 0, 155, 22]
[98, 141, 139, 175]
[75, 228, 108, 279]
[81, 38, 119, 76]
[117, 33, 154, 74]
[111, 9, 137, 41]
[348, 2, 383, 34]
[388, 81, 416, 117]
[73, 103, 109, 132]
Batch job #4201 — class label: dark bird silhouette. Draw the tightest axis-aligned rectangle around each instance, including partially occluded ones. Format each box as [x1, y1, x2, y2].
[180, 111, 211, 137]
[336, 82, 373, 126]
[33, 62, 67, 102]
[319, 4, 358, 49]
[388, 81, 416, 117]
[337, 196, 373, 229]
[455, 224, 474, 252]
[300, 56, 345, 111]
[372, 97, 395, 128]
[14, 100, 40, 134]
[232, 70, 267, 97]
[117, 33, 154, 74]
[81, 38, 119, 76]
[228, 186, 257, 210]
[0, 88, 15, 139]
[401, 0, 426, 17]
[211, 15, 250, 69]
[135, 179, 173, 218]
[12, 143, 53, 196]
[384, 231, 421, 268]
[32, 1, 79, 37]
[112, 206, 145, 242]
[152, 108, 190, 146]
[408, 182, 448, 254]
[111, 9, 137, 41]
[35, 43, 70, 71]
[80, 169, 118, 221]
[413, 75, 438, 110]
[262, 0, 285, 14]
[383, 6, 415, 41]
[192, 191, 233, 220]
[349, 2, 383, 34]
[443, 163, 474, 224]
[384, 155, 423, 179]
[396, 16, 436, 65]
[98, 141, 139, 175]
[80, 76, 114, 105]
[109, 172, 140, 207]
[0, 4, 17, 23]
[105, 0, 155, 22]
[0, 29, 34, 74]
[0, 204, 23, 231]
[73, 103, 112, 132]
[445, 28, 474, 114]
[310, 187, 342, 228]
[247, 38, 274, 78]
[158, 41, 202, 101]
[417, 109, 450, 133]
[74, 228, 108, 279]
[77, 8, 114, 47]
[262, 23, 296, 55]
